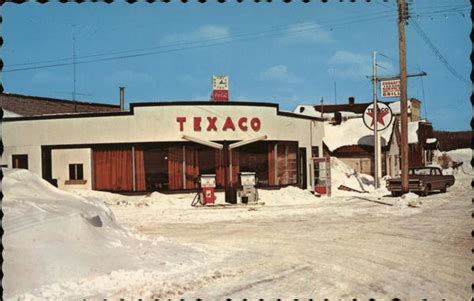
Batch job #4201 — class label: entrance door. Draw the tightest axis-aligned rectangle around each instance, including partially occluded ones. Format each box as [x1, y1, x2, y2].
[298, 148, 307, 189]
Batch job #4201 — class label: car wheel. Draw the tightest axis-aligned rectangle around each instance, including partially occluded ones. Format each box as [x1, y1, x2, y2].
[422, 185, 430, 197]
[441, 184, 448, 193]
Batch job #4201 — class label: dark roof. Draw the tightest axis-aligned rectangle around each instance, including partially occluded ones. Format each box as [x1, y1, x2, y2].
[313, 98, 420, 114]
[432, 130, 472, 151]
[314, 102, 375, 114]
[3, 100, 325, 122]
[0, 92, 121, 116]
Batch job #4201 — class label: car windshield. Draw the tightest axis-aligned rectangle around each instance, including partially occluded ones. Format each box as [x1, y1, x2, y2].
[409, 168, 432, 175]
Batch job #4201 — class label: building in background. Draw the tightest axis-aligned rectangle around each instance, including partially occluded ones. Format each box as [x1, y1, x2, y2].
[295, 96, 422, 122]
[432, 130, 472, 152]
[0, 92, 121, 117]
[294, 96, 435, 177]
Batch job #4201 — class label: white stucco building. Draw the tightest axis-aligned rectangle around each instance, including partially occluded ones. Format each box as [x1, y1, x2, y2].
[2, 101, 324, 194]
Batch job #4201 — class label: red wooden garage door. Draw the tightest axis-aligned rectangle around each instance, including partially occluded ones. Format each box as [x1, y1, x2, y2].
[93, 149, 133, 191]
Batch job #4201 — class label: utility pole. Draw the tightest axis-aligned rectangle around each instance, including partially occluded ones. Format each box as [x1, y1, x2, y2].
[397, 0, 409, 193]
[320, 97, 324, 119]
[372, 51, 380, 189]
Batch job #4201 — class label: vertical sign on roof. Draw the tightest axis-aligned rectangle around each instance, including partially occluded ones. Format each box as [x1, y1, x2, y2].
[212, 75, 229, 102]
[380, 79, 401, 97]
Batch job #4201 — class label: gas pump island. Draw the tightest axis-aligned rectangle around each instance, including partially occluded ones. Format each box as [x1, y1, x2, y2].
[191, 172, 259, 206]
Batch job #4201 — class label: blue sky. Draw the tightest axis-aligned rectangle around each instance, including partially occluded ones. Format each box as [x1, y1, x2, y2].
[2, 0, 471, 131]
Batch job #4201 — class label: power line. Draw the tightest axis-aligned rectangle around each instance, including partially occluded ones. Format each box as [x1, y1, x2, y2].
[5, 6, 466, 74]
[411, 19, 470, 86]
[6, 11, 397, 69]
[4, 11, 398, 72]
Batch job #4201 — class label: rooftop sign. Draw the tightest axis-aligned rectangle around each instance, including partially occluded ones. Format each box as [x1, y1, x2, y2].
[380, 79, 400, 98]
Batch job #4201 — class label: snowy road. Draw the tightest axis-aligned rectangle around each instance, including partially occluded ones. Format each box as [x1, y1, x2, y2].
[111, 181, 472, 299]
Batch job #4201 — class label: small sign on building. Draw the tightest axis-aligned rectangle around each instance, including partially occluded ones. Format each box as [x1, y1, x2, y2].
[212, 75, 229, 102]
[380, 79, 400, 98]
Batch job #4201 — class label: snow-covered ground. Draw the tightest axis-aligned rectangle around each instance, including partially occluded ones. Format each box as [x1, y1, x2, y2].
[2, 150, 472, 300]
[2, 169, 232, 300]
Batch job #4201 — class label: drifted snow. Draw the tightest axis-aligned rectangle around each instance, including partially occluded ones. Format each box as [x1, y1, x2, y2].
[446, 148, 472, 172]
[329, 157, 390, 197]
[323, 118, 394, 152]
[408, 121, 420, 143]
[2, 169, 227, 300]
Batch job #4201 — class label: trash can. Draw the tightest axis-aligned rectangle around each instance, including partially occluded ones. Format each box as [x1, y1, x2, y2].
[225, 187, 237, 204]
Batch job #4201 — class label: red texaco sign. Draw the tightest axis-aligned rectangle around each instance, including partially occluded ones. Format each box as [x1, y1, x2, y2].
[363, 103, 393, 131]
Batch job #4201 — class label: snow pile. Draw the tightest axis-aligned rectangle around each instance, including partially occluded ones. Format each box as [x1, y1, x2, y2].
[408, 121, 420, 144]
[432, 148, 472, 176]
[330, 157, 376, 195]
[394, 193, 421, 209]
[323, 118, 393, 152]
[2, 109, 23, 118]
[259, 186, 319, 206]
[2, 168, 217, 300]
[72, 189, 194, 209]
[446, 148, 472, 173]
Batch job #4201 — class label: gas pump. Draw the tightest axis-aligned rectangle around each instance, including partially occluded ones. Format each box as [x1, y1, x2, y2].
[237, 172, 258, 204]
[200, 174, 216, 205]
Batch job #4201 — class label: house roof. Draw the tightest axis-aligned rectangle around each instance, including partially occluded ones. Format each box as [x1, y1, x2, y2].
[299, 98, 418, 115]
[323, 117, 395, 152]
[0, 92, 121, 117]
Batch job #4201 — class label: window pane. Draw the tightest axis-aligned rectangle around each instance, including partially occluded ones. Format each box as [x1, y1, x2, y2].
[144, 147, 170, 191]
[239, 141, 269, 186]
[69, 164, 76, 180]
[77, 164, 84, 180]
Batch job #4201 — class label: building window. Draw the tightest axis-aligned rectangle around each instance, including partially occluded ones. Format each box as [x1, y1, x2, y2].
[312, 146, 320, 158]
[12, 154, 28, 169]
[69, 164, 84, 180]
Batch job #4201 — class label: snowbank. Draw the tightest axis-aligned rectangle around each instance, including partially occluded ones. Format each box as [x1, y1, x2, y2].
[394, 193, 422, 209]
[72, 189, 195, 209]
[408, 121, 419, 144]
[323, 118, 393, 152]
[433, 148, 472, 176]
[2, 168, 218, 299]
[259, 186, 319, 206]
[446, 148, 472, 172]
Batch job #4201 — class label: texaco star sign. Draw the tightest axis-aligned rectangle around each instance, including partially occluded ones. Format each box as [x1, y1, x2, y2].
[363, 103, 393, 131]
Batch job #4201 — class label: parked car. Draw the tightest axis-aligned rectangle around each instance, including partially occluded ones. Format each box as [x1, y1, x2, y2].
[386, 167, 455, 197]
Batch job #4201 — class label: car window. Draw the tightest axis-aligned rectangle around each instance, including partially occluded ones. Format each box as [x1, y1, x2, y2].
[412, 168, 430, 175]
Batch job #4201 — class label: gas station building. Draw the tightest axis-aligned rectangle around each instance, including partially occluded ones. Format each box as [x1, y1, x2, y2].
[2, 101, 325, 194]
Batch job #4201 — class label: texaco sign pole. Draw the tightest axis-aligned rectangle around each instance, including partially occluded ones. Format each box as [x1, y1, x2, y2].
[372, 51, 380, 188]
[363, 103, 393, 190]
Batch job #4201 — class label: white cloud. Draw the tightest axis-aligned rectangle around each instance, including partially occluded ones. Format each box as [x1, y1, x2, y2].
[280, 22, 332, 44]
[107, 70, 153, 85]
[258, 65, 303, 84]
[162, 25, 230, 44]
[327, 50, 396, 81]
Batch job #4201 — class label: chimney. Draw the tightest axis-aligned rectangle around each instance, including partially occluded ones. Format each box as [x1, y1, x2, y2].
[348, 96, 355, 105]
[119, 87, 125, 112]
